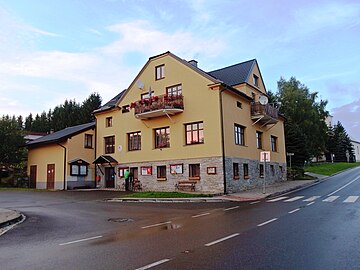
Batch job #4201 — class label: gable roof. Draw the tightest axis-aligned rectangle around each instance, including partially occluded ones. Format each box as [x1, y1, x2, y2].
[94, 90, 126, 114]
[207, 59, 256, 87]
[26, 122, 95, 147]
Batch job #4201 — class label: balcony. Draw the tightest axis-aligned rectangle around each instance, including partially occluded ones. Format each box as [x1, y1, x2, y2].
[251, 102, 279, 126]
[131, 94, 184, 120]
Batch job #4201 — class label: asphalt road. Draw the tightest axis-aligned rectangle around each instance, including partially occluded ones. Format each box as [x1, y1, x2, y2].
[1, 167, 360, 270]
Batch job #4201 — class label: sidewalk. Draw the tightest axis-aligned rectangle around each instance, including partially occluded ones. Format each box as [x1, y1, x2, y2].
[0, 208, 22, 233]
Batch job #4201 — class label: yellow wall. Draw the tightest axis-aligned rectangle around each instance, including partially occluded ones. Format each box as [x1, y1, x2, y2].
[27, 128, 95, 189]
[96, 54, 223, 163]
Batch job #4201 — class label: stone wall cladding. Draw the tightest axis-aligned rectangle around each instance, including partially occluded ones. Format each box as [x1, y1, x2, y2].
[116, 156, 224, 194]
[225, 156, 287, 193]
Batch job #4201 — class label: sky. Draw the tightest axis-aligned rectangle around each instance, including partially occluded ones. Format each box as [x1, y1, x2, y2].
[0, 0, 359, 140]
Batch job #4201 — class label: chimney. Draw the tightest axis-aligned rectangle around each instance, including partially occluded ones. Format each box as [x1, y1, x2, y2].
[188, 60, 198, 67]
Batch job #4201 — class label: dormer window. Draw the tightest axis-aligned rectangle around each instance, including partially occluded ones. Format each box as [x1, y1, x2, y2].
[155, 64, 165, 80]
[253, 74, 259, 87]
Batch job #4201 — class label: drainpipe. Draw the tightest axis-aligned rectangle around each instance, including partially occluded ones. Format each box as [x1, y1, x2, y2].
[219, 89, 227, 194]
[94, 118, 98, 188]
[57, 143, 67, 190]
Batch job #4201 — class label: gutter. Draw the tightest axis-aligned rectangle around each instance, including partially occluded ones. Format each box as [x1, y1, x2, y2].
[57, 143, 67, 190]
[219, 89, 227, 194]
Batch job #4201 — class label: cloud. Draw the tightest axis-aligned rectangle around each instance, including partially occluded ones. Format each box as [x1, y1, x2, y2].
[332, 98, 360, 141]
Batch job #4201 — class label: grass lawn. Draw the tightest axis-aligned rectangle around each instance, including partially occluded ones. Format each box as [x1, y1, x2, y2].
[305, 162, 360, 176]
[122, 191, 213, 198]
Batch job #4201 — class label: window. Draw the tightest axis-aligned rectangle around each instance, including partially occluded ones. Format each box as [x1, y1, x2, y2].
[271, 136, 278, 152]
[189, 164, 200, 180]
[233, 163, 239, 179]
[243, 164, 249, 179]
[155, 127, 170, 148]
[128, 131, 141, 151]
[253, 74, 259, 87]
[270, 165, 275, 176]
[166, 84, 182, 96]
[259, 164, 264, 177]
[157, 166, 167, 180]
[104, 136, 115, 154]
[234, 124, 245, 146]
[84, 134, 93, 149]
[70, 165, 87, 176]
[155, 64, 165, 80]
[237, 101, 242, 109]
[141, 166, 152, 175]
[106, 117, 112, 128]
[186, 122, 204, 145]
[256, 131, 263, 149]
[141, 91, 154, 100]
[122, 105, 130, 113]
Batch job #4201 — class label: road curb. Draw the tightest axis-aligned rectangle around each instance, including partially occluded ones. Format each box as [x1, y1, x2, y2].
[0, 210, 23, 229]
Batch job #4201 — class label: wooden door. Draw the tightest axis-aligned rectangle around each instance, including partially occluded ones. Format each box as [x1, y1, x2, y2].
[47, 164, 55, 189]
[130, 167, 138, 181]
[105, 167, 115, 188]
[29, 165, 37, 188]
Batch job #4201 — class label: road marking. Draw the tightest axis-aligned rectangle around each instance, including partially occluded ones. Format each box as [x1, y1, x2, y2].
[288, 208, 300, 214]
[257, 218, 278, 227]
[343, 196, 359, 203]
[192, 212, 210, 218]
[306, 202, 315, 206]
[323, 196, 339, 202]
[284, 196, 304, 202]
[205, 233, 240, 247]
[135, 259, 171, 270]
[267, 197, 288, 202]
[303, 196, 320, 202]
[250, 201, 260, 205]
[141, 221, 171, 229]
[224, 206, 240, 211]
[327, 175, 360, 196]
[59, 235, 103, 246]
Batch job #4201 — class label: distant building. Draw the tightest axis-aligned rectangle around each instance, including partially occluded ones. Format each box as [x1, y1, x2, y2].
[350, 138, 360, 162]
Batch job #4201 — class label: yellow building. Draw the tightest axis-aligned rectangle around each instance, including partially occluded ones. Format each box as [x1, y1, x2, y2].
[93, 51, 286, 193]
[27, 122, 96, 189]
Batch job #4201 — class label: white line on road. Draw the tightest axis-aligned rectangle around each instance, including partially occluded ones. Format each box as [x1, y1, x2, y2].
[224, 206, 240, 211]
[257, 218, 278, 227]
[141, 221, 171, 229]
[59, 235, 103, 246]
[323, 196, 339, 202]
[343, 196, 359, 203]
[284, 196, 304, 202]
[267, 197, 288, 202]
[250, 201, 261, 205]
[327, 175, 360, 196]
[192, 212, 211, 218]
[288, 208, 300, 214]
[303, 196, 320, 202]
[205, 233, 240, 247]
[306, 202, 315, 206]
[135, 259, 171, 270]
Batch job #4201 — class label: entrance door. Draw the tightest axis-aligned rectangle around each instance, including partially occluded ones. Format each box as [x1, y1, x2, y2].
[47, 164, 55, 189]
[30, 165, 37, 188]
[105, 167, 115, 188]
[130, 167, 138, 181]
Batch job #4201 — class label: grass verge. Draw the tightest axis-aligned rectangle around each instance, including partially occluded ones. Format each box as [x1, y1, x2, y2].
[305, 162, 360, 176]
[122, 191, 213, 198]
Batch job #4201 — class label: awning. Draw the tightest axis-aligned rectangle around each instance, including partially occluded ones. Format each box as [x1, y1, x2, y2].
[68, 158, 89, 165]
[93, 155, 118, 165]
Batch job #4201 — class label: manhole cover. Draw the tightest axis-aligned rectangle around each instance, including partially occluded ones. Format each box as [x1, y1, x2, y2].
[108, 218, 134, 223]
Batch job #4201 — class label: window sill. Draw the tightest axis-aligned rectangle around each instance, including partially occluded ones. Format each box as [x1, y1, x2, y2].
[157, 178, 167, 181]
[185, 142, 204, 146]
[189, 176, 200, 181]
[244, 176, 249, 180]
[233, 176, 240, 180]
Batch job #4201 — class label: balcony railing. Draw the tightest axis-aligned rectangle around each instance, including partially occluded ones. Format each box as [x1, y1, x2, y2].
[131, 94, 184, 119]
[251, 102, 279, 125]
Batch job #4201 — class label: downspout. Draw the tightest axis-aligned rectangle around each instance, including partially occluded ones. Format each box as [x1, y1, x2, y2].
[57, 143, 67, 191]
[219, 89, 227, 194]
[94, 118, 98, 188]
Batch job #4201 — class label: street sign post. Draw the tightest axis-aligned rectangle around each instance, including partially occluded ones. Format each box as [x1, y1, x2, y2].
[286, 152, 294, 168]
[260, 151, 271, 194]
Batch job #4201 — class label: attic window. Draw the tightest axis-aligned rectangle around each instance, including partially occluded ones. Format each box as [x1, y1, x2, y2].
[122, 105, 130, 113]
[253, 75, 259, 87]
[155, 64, 165, 80]
[236, 101, 242, 109]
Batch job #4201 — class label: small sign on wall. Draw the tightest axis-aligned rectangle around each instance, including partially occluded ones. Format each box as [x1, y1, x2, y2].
[207, 167, 217, 175]
[170, 164, 183, 174]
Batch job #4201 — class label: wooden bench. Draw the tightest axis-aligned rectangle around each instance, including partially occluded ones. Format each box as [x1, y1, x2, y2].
[175, 181, 197, 192]
[132, 180, 142, 192]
